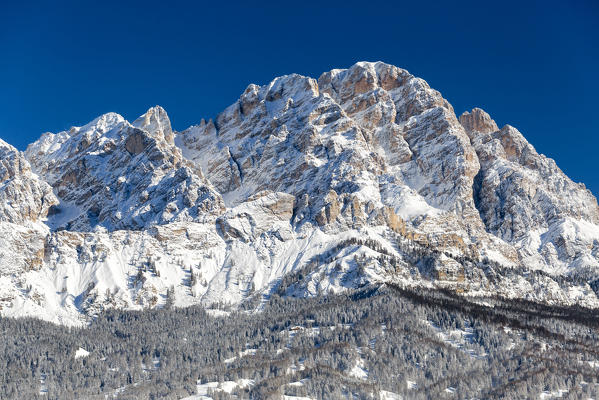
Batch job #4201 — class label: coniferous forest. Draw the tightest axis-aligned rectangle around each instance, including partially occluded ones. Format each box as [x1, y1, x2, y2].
[1, 282, 599, 400]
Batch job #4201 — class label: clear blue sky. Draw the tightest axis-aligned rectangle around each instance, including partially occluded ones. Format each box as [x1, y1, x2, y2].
[1, 0, 598, 195]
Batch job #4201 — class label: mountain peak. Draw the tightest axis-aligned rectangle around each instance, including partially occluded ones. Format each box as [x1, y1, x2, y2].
[0, 137, 17, 152]
[459, 108, 499, 136]
[79, 112, 125, 135]
[132, 105, 174, 144]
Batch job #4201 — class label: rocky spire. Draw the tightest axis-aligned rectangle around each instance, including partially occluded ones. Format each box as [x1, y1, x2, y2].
[459, 108, 499, 137]
[133, 106, 174, 144]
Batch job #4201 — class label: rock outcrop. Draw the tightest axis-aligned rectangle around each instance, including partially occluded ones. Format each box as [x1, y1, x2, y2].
[459, 107, 498, 136]
[0, 139, 57, 224]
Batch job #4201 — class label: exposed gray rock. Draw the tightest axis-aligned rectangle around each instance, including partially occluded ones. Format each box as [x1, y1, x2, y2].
[0, 139, 57, 224]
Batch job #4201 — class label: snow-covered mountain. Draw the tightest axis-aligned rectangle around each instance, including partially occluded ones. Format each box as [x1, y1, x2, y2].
[2, 61, 599, 325]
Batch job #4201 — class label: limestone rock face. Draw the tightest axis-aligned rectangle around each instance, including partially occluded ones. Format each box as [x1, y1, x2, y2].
[0, 139, 57, 224]
[459, 107, 498, 136]
[461, 108, 599, 270]
[217, 191, 294, 242]
[2, 62, 599, 325]
[319, 62, 480, 215]
[177, 62, 481, 236]
[132, 105, 175, 145]
[25, 108, 224, 231]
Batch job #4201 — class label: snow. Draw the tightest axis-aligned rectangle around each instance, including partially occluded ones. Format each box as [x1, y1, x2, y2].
[406, 380, 418, 390]
[224, 348, 257, 364]
[539, 389, 568, 399]
[587, 361, 599, 369]
[75, 347, 90, 359]
[287, 379, 309, 387]
[205, 309, 231, 318]
[349, 358, 368, 379]
[380, 390, 402, 400]
[39, 373, 47, 395]
[43, 201, 83, 230]
[181, 378, 255, 399]
[383, 185, 442, 220]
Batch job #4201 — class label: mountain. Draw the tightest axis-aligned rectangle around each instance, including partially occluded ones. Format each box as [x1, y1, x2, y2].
[24, 108, 224, 231]
[1, 61, 599, 326]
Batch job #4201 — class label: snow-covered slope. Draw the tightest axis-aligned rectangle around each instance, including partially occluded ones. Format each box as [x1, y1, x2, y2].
[1, 61, 599, 325]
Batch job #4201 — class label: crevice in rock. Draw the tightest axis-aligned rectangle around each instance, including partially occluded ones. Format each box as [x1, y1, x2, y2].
[472, 167, 490, 233]
[229, 151, 243, 183]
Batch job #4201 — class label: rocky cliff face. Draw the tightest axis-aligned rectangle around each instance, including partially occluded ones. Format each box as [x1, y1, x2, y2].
[177, 63, 480, 225]
[460, 108, 599, 272]
[0, 139, 57, 224]
[1, 61, 599, 325]
[25, 108, 224, 231]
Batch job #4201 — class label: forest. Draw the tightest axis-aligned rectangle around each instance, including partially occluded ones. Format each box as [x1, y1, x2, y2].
[1, 280, 599, 399]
